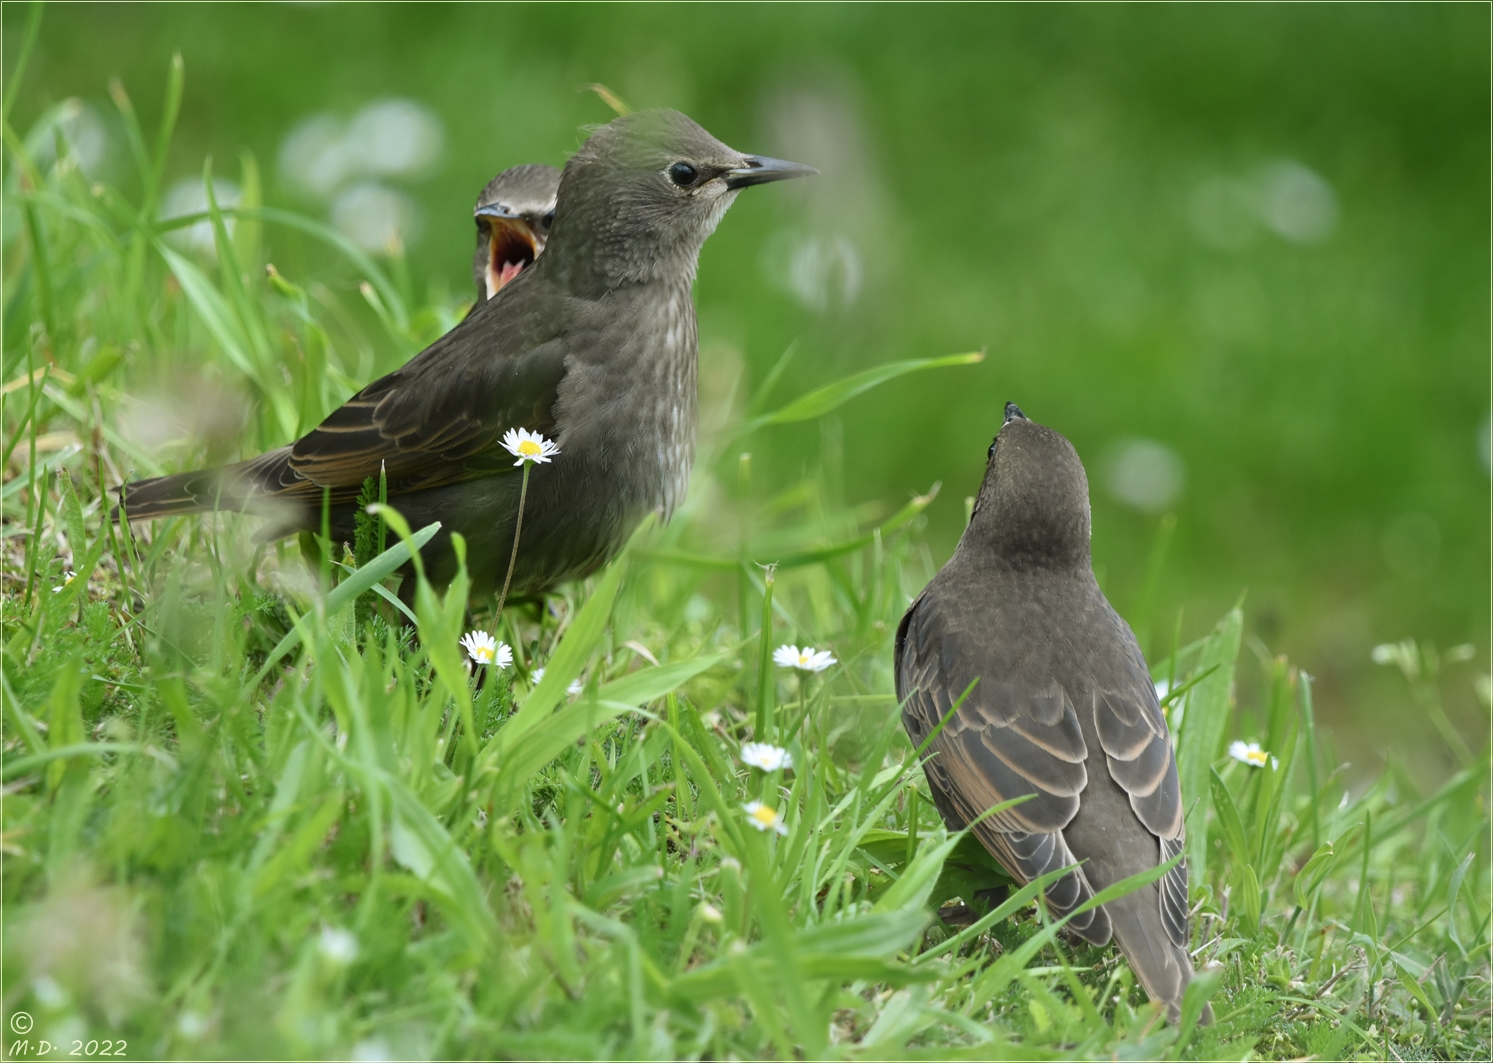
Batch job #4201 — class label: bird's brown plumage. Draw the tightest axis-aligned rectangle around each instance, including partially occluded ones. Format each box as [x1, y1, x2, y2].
[119, 111, 814, 599]
[895, 404, 1207, 1022]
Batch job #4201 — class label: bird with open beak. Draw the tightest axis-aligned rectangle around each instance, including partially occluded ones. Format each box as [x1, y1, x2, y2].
[472, 163, 559, 301]
[896, 403, 1211, 1025]
[118, 110, 816, 604]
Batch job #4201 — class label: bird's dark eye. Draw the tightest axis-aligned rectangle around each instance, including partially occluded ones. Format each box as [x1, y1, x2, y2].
[541, 210, 555, 228]
[668, 162, 699, 187]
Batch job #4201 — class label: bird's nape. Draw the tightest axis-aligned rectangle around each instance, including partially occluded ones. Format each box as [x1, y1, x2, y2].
[968, 410, 1093, 570]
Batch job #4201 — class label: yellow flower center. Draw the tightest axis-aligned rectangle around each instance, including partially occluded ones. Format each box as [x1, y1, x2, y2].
[518, 439, 543, 457]
[1245, 748, 1268, 766]
[475, 646, 494, 663]
[750, 806, 779, 828]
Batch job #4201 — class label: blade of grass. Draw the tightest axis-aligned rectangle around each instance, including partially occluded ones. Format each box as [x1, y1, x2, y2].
[1, 2, 44, 128]
[247, 520, 441, 686]
[1176, 606, 1242, 885]
[739, 351, 984, 435]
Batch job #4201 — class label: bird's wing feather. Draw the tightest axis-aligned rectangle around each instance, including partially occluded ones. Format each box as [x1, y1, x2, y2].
[1091, 605, 1189, 948]
[278, 302, 569, 499]
[897, 592, 1110, 942]
[1094, 688, 1181, 832]
[898, 593, 1088, 833]
[1159, 835, 1189, 947]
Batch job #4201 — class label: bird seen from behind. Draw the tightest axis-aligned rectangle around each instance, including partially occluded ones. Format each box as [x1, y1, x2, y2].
[119, 110, 815, 602]
[895, 402, 1210, 1024]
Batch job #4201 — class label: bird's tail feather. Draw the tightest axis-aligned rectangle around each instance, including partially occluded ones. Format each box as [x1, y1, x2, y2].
[116, 446, 301, 524]
[117, 469, 226, 520]
[1105, 889, 1212, 1025]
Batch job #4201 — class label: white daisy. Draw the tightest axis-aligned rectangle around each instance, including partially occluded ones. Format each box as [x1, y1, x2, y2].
[531, 667, 583, 695]
[317, 926, 359, 965]
[460, 630, 513, 668]
[742, 800, 789, 835]
[772, 644, 836, 673]
[1228, 740, 1275, 769]
[739, 742, 793, 773]
[52, 570, 77, 593]
[500, 427, 560, 466]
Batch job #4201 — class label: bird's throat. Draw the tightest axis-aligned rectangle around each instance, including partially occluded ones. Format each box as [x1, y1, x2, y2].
[484, 219, 541, 297]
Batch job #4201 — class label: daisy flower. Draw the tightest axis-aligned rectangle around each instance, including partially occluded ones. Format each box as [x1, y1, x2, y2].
[532, 667, 584, 695]
[1228, 740, 1276, 769]
[52, 570, 77, 593]
[501, 427, 560, 466]
[742, 800, 789, 836]
[317, 926, 359, 965]
[739, 742, 793, 773]
[460, 630, 513, 668]
[773, 645, 836, 673]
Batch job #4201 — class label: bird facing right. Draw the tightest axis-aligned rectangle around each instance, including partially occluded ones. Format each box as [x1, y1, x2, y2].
[895, 402, 1210, 1024]
[119, 110, 815, 604]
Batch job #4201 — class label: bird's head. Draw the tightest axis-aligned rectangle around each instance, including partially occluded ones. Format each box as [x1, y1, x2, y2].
[966, 403, 1094, 570]
[548, 109, 816, 287]
[473, 163, 561, 299]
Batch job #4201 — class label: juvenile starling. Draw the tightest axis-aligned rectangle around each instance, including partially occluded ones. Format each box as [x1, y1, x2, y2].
[895, 403, 1208, 1024]
[119, 110, 815, 600]
[471, 164, 560, 301]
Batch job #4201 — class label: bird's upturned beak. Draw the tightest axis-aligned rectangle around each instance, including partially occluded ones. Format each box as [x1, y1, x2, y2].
[724, 155, 818, 189]
[1004, 402, 1027, 425]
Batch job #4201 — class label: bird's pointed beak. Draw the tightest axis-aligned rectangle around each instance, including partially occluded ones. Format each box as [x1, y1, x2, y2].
[724, 155, 818, 189]
[474, 203, 522, 220]
[1003, 402, 1027, 425]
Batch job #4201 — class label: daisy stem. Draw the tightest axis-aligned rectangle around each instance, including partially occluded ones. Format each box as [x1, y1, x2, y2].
[810, 679, 832, 776]
[753, 565, 776, 741]
[495, 461, 531, 619]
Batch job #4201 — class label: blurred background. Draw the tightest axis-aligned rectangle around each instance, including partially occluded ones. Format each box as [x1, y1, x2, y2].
[5, 3, 1487, 777]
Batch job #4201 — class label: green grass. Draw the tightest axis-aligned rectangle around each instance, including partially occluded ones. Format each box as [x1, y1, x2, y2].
[5, 3, 1488, 755]
[3, 57, 1489, 1060]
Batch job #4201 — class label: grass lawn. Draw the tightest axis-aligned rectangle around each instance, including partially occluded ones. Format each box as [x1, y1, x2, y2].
[3, 50, 1489, 1061]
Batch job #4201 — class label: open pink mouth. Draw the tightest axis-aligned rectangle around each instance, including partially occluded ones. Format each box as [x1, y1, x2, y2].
[484, 219, 541, 298]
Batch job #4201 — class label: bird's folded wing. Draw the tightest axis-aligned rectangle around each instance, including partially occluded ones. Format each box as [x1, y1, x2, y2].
[1092, 687, 1183, 839]
[897, 594, 1115, 942]
[276, 325, 569, 501]
[1091, 619, 1189, 948]
[897, 597, 1088, 847]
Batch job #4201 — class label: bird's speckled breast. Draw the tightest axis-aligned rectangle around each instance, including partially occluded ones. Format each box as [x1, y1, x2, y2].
[653, 289, 698, 519]
[554, 282, 698, 525]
